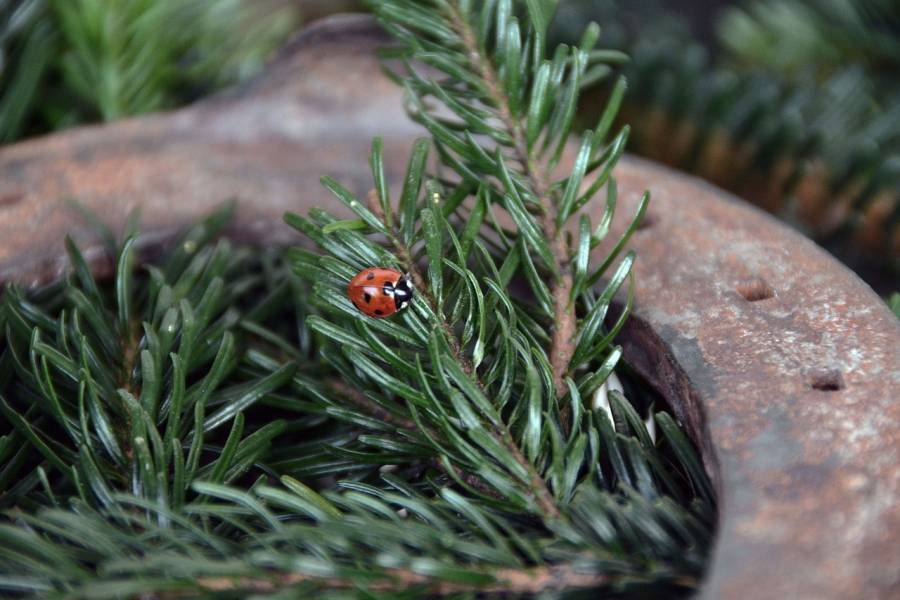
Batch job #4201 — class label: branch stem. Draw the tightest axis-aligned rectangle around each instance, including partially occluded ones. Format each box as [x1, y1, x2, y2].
[386, 221, 561, 520]
[331, 376, 501, 499]
[445, 2, 576, 421]
[193, 563, 637, 596]
[329, 378, 418, 432]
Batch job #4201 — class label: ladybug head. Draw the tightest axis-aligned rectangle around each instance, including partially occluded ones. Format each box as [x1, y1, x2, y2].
[394, 274, 414, 311]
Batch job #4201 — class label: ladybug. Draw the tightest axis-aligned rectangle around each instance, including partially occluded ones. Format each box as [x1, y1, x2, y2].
[347, 268, 414, 318]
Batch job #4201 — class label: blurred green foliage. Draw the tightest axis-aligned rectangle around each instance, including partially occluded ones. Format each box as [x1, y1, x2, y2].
[552, 0, 900, 291]
[720, 0, 900, 78]
[0, 0, 297, 141]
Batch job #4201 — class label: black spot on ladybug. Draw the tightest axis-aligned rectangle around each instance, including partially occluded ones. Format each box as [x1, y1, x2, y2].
[374, 309, 384, 316]
[366, 271, 375, 280]
[363, 292, 372, 303]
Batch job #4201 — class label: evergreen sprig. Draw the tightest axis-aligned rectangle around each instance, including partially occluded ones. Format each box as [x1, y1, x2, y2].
[369, 0, 646, 406]
[0, 0, 296, 141]
[0, 2, 715, 597]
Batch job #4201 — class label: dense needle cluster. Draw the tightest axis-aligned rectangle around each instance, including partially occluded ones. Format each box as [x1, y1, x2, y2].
[0, 1, 715, 597]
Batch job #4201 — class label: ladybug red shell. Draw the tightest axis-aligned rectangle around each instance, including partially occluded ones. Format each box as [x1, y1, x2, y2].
[347, 268, 414, 318]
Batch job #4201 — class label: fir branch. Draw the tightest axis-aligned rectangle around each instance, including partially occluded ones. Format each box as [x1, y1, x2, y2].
[370, 0, 642, 438]
[329, 378, 418, 432]
[378, 191, 561, 520]
[0, 3, 717, 597]
[330, 325, 506, 502]
[441, 1, 577, 409]
[0, 203, 715, 596]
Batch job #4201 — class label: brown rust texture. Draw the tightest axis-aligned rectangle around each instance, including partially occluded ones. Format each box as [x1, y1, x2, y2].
[607, 159, 900, 599]
[0, 14, 898, 600]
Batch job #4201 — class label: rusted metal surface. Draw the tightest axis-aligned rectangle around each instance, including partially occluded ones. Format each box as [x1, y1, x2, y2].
[608, 159, 900, 599]
[0, 14, 898, 600]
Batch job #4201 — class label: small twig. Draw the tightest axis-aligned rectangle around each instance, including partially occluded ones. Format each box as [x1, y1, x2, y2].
[385, 215, 561, 520]
[329, 376, 502, 499]
[366, 188, 385, 221]
[117, 318, 143, 459]
[119, 318, 142, 396]
[432, 458, 504, 499]
[444, 3, 577, 427]
[192, 562, 638, 596]
[329, 378, 418, 432]
[389, 233, 474, 373]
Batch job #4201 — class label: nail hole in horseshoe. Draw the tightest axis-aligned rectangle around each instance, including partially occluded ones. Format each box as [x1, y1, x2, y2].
[807, 368, 845, 392]
[736, 277, 775, 302]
